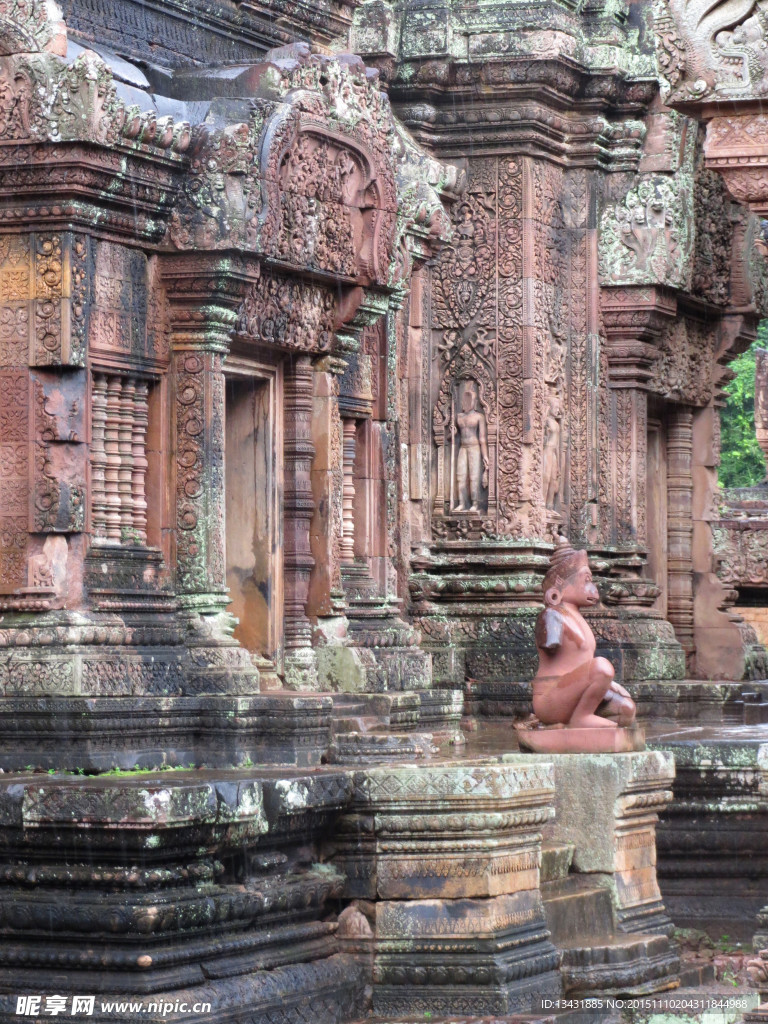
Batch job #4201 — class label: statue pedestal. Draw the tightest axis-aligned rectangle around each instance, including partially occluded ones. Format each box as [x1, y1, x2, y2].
[515, 721, 645, 753]
[505, 750, 676, 937]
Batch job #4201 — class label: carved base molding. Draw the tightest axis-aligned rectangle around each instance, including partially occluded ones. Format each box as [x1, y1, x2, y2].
[0, 692, 333, 771]
[0, 768, 363, 1023]
[411, 544, 686, 698]
[333, 760, 564, 1014]
[653, 732, 768, 944]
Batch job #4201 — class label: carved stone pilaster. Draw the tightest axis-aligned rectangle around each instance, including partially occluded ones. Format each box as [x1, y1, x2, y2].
[284, 354, 319, 691]
[172, 345, 228, 606]
[598, 288, 678, 566]
[341, 418, 358, 565]
[667, 406, 695, 664]
[163, 255, 259, 695]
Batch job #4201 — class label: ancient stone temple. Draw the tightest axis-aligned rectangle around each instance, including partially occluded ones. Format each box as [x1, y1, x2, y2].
[0, 0, 767, 1019]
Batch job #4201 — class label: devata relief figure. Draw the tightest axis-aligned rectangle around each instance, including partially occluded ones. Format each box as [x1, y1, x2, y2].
[516, 536, 643, 753]
[452, 388, 489, 513]
[542, 396, 562, 509]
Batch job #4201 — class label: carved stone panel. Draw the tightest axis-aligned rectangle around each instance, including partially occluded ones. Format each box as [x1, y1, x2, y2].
[89, 241, 149, 362]
[427, 156, 600, 543]
[0, 368, 29, 592]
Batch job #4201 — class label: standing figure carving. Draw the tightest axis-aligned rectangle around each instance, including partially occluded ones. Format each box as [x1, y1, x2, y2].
[542, 396, 563, 509]
[452, 386, 489, 513]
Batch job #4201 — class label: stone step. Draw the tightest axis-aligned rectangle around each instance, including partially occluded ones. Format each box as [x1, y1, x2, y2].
[679, 960, 716, 987]
[333, 714, 380, 735]
[542, 876, 615, 944]
[540, 842, 575, 883]
[325, 730, 436, 763]
[328, 691, 422, 730]
[560, 931, 680, 996]
[355, 1014, 605, 1024]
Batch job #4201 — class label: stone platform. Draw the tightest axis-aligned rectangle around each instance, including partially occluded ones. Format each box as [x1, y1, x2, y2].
[647, 722, 768, 945]
[0, 745, 684, 1022]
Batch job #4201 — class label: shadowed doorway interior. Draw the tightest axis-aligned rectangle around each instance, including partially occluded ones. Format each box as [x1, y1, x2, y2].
[225, 353, 283, 685]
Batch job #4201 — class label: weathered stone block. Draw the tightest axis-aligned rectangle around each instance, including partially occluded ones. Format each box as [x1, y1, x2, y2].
[651, 733, 768, 942]
[334, 760, 555, 899]
[506, 750, 675, 936]
[373, 890, 562, 1015]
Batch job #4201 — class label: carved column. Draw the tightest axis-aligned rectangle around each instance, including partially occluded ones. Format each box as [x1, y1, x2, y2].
[104, 375, 123, 544]
[284, 354, 319, 690]
[600, 286, 677, 553]
[667, 406, 695, 663]
[341, 418, 358, 565]
[131, 380, 149, 544]
[162, 255, 259, 694]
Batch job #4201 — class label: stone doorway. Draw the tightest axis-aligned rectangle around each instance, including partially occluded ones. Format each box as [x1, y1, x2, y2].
[224, 353, 283, 682]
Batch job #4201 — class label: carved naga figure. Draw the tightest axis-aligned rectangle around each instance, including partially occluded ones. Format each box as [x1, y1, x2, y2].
[517, 537, 641, 753]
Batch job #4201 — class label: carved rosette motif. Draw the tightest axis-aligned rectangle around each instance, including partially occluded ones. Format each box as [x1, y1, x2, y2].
[0, 227, 87, 597]
[0, 368, 29, 591]
[174, 347, 226, 598]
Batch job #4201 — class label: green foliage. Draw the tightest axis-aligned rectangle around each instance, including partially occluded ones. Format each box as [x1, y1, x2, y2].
[719, 325, 768, 488]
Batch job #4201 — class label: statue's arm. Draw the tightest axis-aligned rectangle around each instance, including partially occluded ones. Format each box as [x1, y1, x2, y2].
[610, 679, 631, 699]
[479, 412, 489, 465]
[536, 608, 563, 652]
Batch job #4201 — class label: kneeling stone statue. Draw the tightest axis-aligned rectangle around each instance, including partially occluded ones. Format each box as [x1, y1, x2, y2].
[515, 536, 644, 753]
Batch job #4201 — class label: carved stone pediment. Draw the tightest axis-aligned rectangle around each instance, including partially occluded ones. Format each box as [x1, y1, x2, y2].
[166, 51, 439, 292]
[0, 0, 66, 57]
[654, 0, 768, 105]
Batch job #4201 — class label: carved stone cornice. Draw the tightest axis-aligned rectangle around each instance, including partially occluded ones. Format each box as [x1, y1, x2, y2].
[351, 0, 656, 166]
[703, 113, 768, 217]
[600, 285, 677, 388]
[160, 253, 257, 351]
[0, 141, 187, 241]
